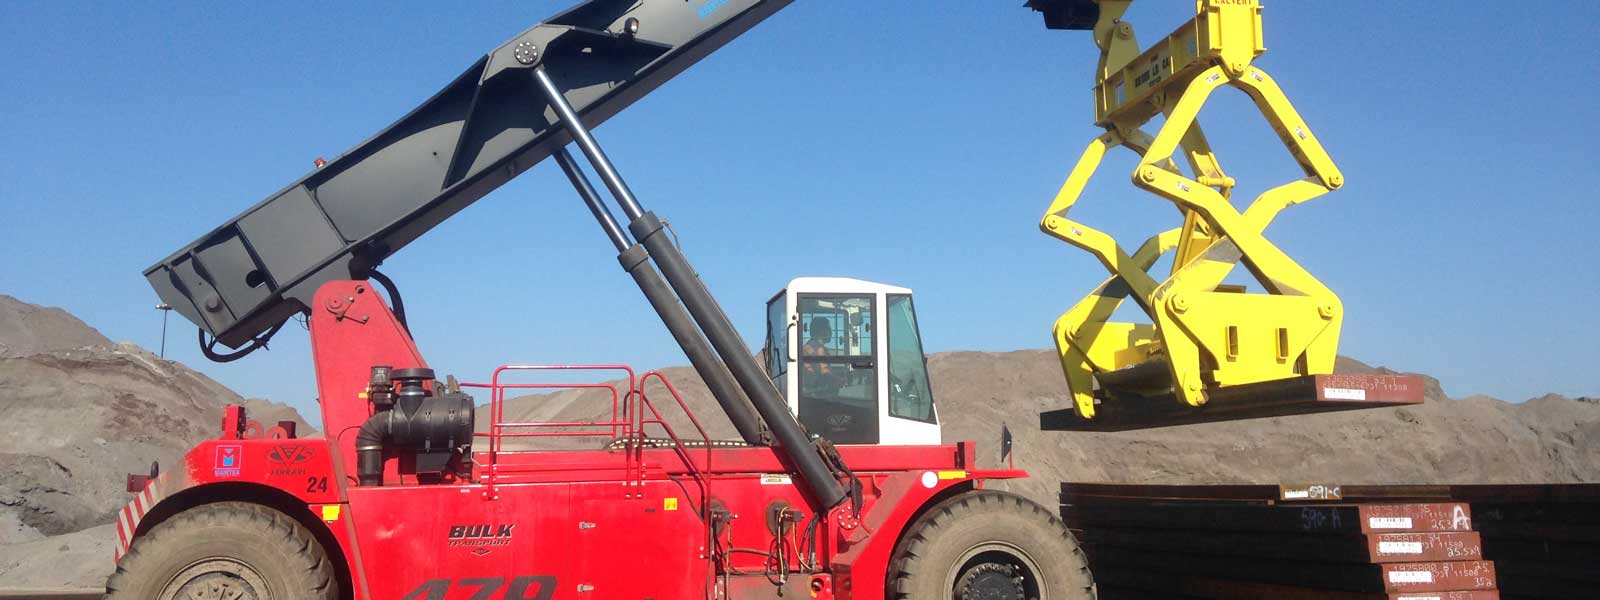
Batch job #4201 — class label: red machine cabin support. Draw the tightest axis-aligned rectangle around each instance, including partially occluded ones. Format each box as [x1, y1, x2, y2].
[308, 280, 431, 489]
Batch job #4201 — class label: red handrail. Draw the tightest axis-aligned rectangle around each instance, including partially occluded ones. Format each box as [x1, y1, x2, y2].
[464, 364, 715, 523]
[639, 370, 714, 472]
[638, 369, 714, 585]
[464, 365, 717, 592]
[465, 365, 635, 493]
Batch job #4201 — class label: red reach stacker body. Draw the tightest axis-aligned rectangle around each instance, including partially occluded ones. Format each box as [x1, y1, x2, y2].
[113, 281, 1061, 599]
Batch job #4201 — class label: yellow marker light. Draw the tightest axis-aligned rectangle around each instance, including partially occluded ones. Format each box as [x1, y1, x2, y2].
[320, 505, 341, 522]
[937, 470, 967, 480]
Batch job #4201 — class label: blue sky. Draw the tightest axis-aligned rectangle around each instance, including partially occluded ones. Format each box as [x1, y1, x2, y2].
[2, 2, 1596, 424]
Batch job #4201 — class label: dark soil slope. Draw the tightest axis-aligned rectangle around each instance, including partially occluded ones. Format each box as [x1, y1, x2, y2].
[0, 296, 313, 545]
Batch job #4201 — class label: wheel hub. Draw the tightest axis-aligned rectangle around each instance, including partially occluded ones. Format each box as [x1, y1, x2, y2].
[162, 558, 267, 600]
[956, 562, 1026, 600]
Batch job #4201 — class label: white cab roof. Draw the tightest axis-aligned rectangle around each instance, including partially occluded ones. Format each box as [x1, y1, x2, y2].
[783, 277, 912, 295]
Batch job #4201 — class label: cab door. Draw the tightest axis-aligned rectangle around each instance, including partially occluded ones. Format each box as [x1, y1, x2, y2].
[794, 293, 879, 444]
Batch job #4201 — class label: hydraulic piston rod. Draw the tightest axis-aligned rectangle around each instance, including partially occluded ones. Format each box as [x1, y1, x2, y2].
[552, 149, 766, 446]
[534, 68, 846, 508]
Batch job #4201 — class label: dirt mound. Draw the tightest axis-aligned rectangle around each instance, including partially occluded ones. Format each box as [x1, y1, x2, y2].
[0, 296, 315, 546]
[482, 351, 1600, 508]
[0, 295, 111, 356]
[930, 351, 1600, 504]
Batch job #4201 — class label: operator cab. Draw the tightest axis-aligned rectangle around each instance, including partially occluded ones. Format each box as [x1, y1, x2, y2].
[765, 278, 939, 445]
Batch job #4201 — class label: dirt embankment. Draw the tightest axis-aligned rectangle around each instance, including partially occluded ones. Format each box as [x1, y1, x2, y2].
[483, 351, 1600, 508]
[0, 295, 313, 545]
[927, 351, 1599, 505]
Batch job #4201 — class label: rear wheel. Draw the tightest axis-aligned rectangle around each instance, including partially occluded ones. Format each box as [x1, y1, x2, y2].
[106, 501, 337, 600]
[889, 490, 1094, 599]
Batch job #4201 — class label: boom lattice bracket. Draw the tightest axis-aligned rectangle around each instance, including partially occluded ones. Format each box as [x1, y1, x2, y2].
[1036, 0, 1345, 421]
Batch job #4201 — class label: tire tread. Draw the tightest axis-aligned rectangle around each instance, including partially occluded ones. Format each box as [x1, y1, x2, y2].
[105, 501, 337, 599]
[888, 490, 1095, 599]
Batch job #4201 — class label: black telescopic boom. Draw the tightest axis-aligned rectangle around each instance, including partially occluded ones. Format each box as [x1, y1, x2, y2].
[145, 0, 793, 349]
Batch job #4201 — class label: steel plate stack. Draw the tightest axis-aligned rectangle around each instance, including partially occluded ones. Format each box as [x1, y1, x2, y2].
[1062, 483, 1512, 599]
[1450, 485, 1599, 598]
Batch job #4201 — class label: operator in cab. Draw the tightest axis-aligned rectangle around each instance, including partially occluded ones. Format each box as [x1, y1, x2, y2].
[802, 316, 837, 386]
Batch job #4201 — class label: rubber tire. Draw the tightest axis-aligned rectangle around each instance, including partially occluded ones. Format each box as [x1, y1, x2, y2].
[889, 490, 1095, 600]
[106, 501, 338, 600]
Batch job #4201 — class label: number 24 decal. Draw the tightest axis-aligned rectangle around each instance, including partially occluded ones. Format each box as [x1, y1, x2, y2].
[305, 476, 328, 493]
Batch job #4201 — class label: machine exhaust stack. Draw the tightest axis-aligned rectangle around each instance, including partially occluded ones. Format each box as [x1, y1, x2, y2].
[354, 367, 475, 486]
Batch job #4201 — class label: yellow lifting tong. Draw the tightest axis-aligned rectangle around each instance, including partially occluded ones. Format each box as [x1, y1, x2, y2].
[1038, 0, 1344, 420]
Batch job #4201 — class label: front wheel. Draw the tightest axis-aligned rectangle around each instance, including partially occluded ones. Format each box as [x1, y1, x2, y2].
[889, 490, 1095, 600]
[106, 501, 338, 600]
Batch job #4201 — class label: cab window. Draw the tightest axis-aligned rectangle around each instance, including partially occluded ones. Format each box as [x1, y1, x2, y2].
[886, 294, 935, 423]
[766, 294, 788, 382]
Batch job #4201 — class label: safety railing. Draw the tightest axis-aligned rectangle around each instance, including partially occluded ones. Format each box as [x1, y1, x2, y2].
[463, 365, 634, 493]
[636, 370, 713, 498]
[635, 370, 714, 593]
[464, 365, 711, 509]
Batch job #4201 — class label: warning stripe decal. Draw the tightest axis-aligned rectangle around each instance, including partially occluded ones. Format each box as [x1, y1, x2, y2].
[116, 473, 172, 557]
[117, 506, 131, 547]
